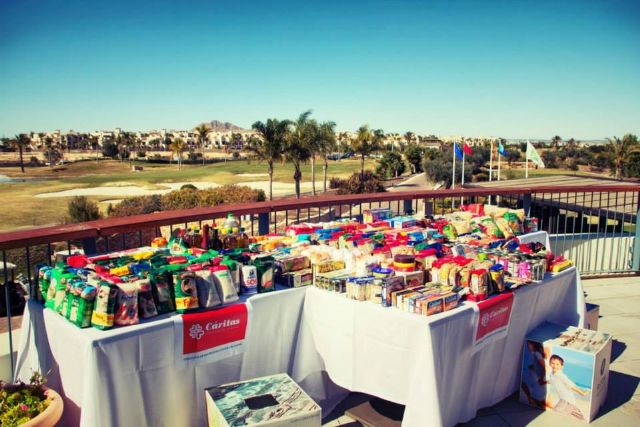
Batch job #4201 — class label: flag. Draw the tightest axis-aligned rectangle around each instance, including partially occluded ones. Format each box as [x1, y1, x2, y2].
[463, 142, 473, 156]
[498, 143, 506, 156]
[526, 141, 545, 168]
[454, 143, 463, 160]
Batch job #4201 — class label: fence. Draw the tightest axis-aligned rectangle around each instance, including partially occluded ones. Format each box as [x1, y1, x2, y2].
[1, 184, 639, 380]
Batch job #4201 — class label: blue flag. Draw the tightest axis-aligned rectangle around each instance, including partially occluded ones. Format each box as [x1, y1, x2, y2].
[454, 143, 464, 160]
[498, 143, 506, 156]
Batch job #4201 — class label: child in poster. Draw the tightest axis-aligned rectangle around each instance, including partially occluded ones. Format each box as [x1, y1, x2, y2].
[521, 340, 547, 408]
[546, 354, 590, 420]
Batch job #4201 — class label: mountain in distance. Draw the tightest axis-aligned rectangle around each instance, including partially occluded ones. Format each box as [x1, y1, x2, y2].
[195, 120, 247, 132]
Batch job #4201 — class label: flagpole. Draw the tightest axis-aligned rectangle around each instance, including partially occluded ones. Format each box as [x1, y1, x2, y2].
[498, 151, 501, 181]
[451, 141, 456, 190]
[461, 144, 465, 205]
[489, 141, 493, 182]
[525, 140, 529, 179]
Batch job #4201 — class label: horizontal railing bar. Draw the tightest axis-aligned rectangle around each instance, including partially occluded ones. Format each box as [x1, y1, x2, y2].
[0, 185, 638, 250]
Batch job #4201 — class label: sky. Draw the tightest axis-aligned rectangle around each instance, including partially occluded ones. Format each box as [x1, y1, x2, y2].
[1, 0, 639, 139]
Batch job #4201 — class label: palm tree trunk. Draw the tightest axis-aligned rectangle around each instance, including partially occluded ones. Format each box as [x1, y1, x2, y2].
[323, 157, 328, 192]
[202, 141, 205, 166]
[311, 156, 316, 196]
[19, 146, 24, 173]
[361, 155, 365, 179]
[268, 161, 274, 201]
[294, 164, 301, 199]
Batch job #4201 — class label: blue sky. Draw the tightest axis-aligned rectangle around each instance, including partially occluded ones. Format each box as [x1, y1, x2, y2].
[1, 0, 638, 139]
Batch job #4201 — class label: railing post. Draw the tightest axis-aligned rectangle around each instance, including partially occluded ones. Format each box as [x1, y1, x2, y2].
[633, 202, 640, 272]
[82, 237, 97, 256]
[523, 193, 532, 217]
[403, 199, 413, 215]
[258, 212, 270, 236]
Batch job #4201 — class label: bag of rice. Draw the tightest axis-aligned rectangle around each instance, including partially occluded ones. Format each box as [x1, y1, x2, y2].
[174, 271, 200, 313]
[194, 268, 223, 308]
[69, 284, 97, 328]
[149, 269, 176, 314]
[92, 281, 119, 330]
[114, 282, 140, 326]
[211, 265, 239, 304]
[136, 278, 158, 319]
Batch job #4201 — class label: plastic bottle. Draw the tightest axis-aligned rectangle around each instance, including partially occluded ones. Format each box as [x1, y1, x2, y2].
[223, 213, 240, 234]
[211, 228, 223, 251]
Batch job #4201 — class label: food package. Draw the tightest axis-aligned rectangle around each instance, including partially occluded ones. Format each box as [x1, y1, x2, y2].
[91, 281, 119, 330]
[37, 265, 53, 303]
[211, 266, 239, 304]
[421, 294, 444, 316]
[114, 282, 140, 326]
[136, 278, 159, 318]
[149, 269, 176, 314]
[495, 217, 515, 239]
[252, 255, 275, 293]
[69, 284, 97, 328]
[280, 269, 313, 288]
[240, 265, 258, 294]
[174, 271, 200, 313]
[194, 268, 223, 308]
[504, 212, 523, 235]
[442, 292, 459, 311]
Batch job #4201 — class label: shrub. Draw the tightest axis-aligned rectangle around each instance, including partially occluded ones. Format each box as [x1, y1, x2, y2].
[542, 151, 559, 168]
[376, 151, 406, 178]
[329, 177, 343, 189]
[108, 186, 265, 217]
[108, 195, 163, 217]
[67, 196, 101, 223]
[335, 171, 385, 195]
[29, 156, 39, 165]
[102, 141, 119, 159]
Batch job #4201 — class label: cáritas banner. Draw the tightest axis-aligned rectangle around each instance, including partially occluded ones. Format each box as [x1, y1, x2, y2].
[173, 303, 250, 368]
[472, 292, 514, 353]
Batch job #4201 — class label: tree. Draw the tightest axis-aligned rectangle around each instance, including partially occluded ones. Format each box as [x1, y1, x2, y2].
[404, 143, 424, 173]
[306, 119, 320, 196]
[11, 134, 30, 173]
[506, 149, 521, 166]
[551, 135, 562, 151]
[67, 196, 101, 223]
[376, 151, 406, 178]
[316, 121, 337, 192]
[566, 138, 577, 149]
[169, 137, 186, 170]
[102, 140, 119, 159]
[351, 125, 384, 179]
[194, 124, 209, 166]
[42, 136, 61, 169]
[607, 134, 640, 179]
[248, 118, 291, 200]
[284, 111, 313, 198]
[404, 131, 415, 145]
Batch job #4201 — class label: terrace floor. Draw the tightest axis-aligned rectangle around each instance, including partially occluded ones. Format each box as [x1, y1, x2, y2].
[322, 275, 640, 426]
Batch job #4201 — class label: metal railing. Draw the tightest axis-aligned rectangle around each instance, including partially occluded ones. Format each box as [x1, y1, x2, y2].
[1, 184, 639, 379]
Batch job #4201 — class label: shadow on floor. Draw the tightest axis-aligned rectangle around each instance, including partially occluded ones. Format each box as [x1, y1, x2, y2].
[597, 370, 640, 418]
[322, 393, 372, 424]
[611, 339, 627, 363]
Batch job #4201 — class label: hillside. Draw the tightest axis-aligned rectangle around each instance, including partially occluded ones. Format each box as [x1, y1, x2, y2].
[196, 120, 247, 132]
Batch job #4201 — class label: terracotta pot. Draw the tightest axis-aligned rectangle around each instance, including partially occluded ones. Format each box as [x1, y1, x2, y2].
[1, 385, 64, 427]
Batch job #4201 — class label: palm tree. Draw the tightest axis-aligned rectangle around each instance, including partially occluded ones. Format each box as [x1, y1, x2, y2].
[169, 137, 186, 170]
[317, 121, 337, 192]
[306, 119, 322, 196]
[11, 134, 30, 173]
[351, 125, 384, 179]
[606, 134, 640, 180]
[195, 124, 209, 166]
[248, 118, 291, 200]
[404, 131, 414, 145]
[43, 136, 57, 169]
[551, 135, 562, 151]
[285, 111, 313, 198]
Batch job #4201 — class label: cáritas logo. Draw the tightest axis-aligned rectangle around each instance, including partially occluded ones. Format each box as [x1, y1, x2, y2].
[189, 323, 204, 340]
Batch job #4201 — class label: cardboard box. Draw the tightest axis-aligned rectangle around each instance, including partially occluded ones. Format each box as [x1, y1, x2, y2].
[519, 322, 612, 423]
[585, 303, 599, 331]
[205, 373, 321, 427]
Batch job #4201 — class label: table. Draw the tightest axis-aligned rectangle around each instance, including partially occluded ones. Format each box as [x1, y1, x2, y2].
[15, 287, 307, 427]
[291, 267, 585, 426]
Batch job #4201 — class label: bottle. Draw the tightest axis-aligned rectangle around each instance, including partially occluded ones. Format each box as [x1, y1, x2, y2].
[223, 213, 240, 234]
[211, 228, 223, 251]
[223, 231, 237, 250]
[237, 227, 249, 249]
[201, 224, 210, 250]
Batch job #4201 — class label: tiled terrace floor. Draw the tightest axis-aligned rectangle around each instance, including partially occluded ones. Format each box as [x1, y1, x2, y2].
[323, 275, 640, 426]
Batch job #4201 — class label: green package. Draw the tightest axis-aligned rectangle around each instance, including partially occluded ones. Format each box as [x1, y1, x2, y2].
[37, 265, 53, 303]
[91, 281, 119, 330]
[149, 269, 176, 314]
[252, 255, 275, 293]
[51, 270, 75, 313]
[69, 284, 97, 328]
[174, 271, 199, 313]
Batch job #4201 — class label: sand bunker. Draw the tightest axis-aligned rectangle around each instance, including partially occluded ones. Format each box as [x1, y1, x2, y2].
[36, 180, 313, 199]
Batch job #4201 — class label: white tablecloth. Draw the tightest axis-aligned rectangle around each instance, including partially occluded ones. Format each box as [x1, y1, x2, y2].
[15, 287, 307, 427]
[292, 267, 585, 427]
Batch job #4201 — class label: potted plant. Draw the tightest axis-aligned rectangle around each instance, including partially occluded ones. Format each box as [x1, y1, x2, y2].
[0, 371, 63, 427]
